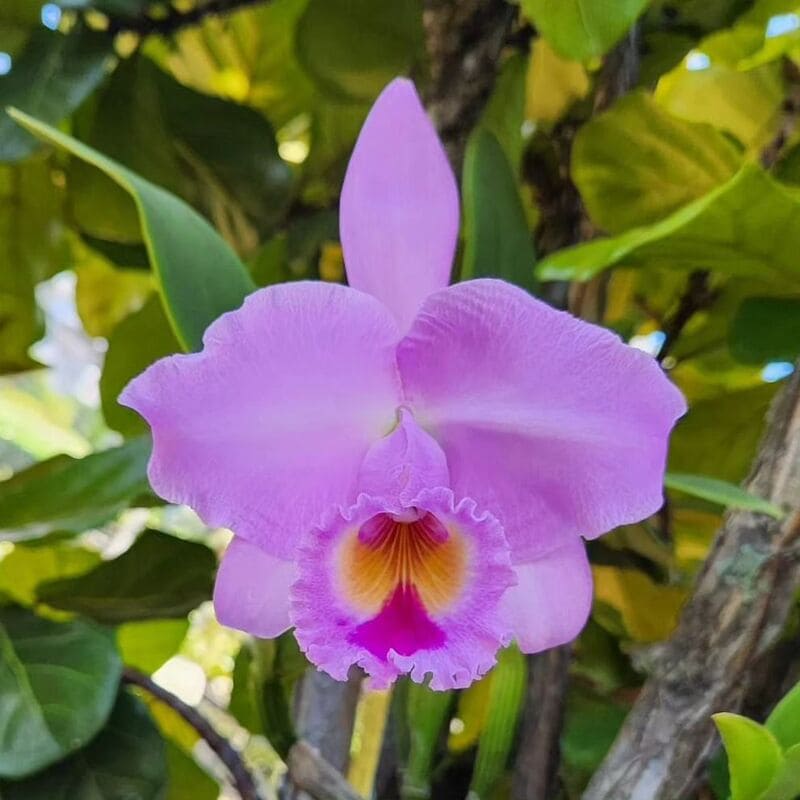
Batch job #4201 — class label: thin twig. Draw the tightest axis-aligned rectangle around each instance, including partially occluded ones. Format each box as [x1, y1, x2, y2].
[105, 0, 267, 37]
[122, 666, 264, 800]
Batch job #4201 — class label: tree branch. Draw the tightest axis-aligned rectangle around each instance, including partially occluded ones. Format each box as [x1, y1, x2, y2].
[511, 646, 573, 800]
[421, 0, 517, 171]
[583, 364, 800, 800]
[105, 0, 267, 38]
[656, 270, 717, 364]
[122, 666, 265, 800]
[287, 741, 364, 800]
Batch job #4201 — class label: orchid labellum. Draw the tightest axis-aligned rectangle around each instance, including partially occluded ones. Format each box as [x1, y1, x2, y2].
[121, 79, 685, 690]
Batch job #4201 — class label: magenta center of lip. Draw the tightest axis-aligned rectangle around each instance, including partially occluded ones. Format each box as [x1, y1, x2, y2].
[348, 583, 446, 659]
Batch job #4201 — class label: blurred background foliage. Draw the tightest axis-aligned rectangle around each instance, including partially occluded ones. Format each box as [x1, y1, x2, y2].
[0, 0, 799, 798]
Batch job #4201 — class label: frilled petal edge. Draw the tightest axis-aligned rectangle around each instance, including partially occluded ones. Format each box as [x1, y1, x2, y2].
[121, 282, 402, 559]
[397, 279, 686, 561]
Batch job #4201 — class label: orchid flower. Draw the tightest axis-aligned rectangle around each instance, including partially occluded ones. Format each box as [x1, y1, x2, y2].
[121, 79, 685, 690]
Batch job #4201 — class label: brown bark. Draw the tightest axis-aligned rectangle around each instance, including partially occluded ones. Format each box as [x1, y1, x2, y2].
[421, 0, 516, 171]
[584, 366, 800, 800]
[511, 646, 573, 800]
[287, 741, 364, 800]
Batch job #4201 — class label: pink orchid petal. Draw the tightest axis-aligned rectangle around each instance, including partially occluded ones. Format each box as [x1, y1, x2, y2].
[291, 487, 514, 691]
[121, 282, 402, 559]
[397, 279, 687, 561]
[357, 408, 449, 505]
[214, 537, 296, 638]
[340, 78, 459, 332]
[500, 538, 592, 653]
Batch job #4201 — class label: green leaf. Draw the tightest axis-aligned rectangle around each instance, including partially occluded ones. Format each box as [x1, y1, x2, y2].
[526, 38, 590, 125]
[229, 635, 303, 758]
[70, 56, 293, 250]
[403, 683, 454, 798]
[73, 244, 154, 338]
[0, 26, 113, 162]
[0, 160, 69, 373]
[669, 383, 778, 484]
[478, 52, 528, 170]
[664, 472, 784, 519]
[0, 690, 167, 799]
[731, 297, 800, 365]
[9, 109, 256, 352]
[0, 382, 90, 459]
[520, 0, 650, 60]
[561, 689, 629, 796]
[538, 166, 800, 283]
[101, 295, 180, 437]
[295, 0, 423, 102]
[767, 679, 800, 750]
[0, 437, 152, 543]
[761, 743, 800, 800]
[469, 645, 527, 799]
[155, 60, 293, 239]
[713, 712, 783, 800]
[0, 538, 100, 606]
[0, 606, 122, 778]
[654, 26, 784, 151]
[572, 91, 741, 234]
[117, 619, 189, 675]
[164, 739, 218, 800]
[461, 129, 536, 290]
[38, 530, 215, 624]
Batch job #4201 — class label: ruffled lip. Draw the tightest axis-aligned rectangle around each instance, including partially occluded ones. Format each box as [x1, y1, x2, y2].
[289, 488, 515, 690]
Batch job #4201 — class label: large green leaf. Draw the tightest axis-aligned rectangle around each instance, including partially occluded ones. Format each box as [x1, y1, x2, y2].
[0, 436, 152, 543]
[0, 26, 113, 162]
[295, 0, 423, 102]
[101, 295, 180, 437]
[38, 530, 216, 624]
[572, 91, 741, 234]
[664, 472, 784, 519]
[164, 739, 217, 800]
[669, 383, 777, 483]
[117, 619, 189, 675]
[0, 607, 122, 778]
[478, 52, 528, 170]
[156, 60, 293, 239]
[0, 537, 100, 606]
[461, 129, 536, 290]
[654, 26, 784, 150]
[70, 56, 293, 250]
[9, 109, 256, 352]
[520, 0, 650, 60]
[0, 690, 167, 799]
[538, 166, 800, 283]
[731, 297, 800, 364]
[229, 635, 304, 758]
[767, 679, 800, 750]
[761, 743, 800, 800]
[0, 160, 69, 373]
[713, 713, 783, 800]
[469, 645, 527, 800]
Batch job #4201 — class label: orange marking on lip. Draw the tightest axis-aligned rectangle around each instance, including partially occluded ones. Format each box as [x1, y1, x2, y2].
[339, 513, 467, 616]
